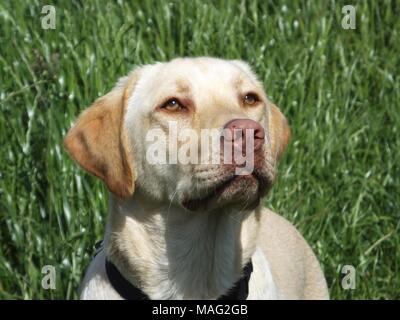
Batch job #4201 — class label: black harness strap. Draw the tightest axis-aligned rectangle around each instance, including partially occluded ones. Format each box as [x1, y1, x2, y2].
[105, 259, 149, 300]
[218, 261, 253, 300]
[105, 258, 253, 300]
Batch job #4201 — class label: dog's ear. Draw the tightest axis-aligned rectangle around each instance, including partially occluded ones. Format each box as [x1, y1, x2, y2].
[64, 71, 140, 199]
[268, 102, 291, 162]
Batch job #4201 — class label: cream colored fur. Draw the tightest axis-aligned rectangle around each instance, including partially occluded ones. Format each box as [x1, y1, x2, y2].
[65, 57, 329, 300]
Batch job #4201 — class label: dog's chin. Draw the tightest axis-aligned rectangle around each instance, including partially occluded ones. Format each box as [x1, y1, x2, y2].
[182, 171, 273, 212]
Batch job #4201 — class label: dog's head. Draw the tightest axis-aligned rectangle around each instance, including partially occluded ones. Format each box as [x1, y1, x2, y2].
[64, 57, 290, 211]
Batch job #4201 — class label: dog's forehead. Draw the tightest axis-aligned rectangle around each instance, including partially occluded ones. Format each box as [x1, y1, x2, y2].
[147, 58, 257, 92]
[163, 58, 256, 85]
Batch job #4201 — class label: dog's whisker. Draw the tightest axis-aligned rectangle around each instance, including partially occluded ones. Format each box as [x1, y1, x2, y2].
[167, 188, 179, 222]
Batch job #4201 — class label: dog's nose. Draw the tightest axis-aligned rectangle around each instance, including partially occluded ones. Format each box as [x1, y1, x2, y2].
[223, 119, 265, 151]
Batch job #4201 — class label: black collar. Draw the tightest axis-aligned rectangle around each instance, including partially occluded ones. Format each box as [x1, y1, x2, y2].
[105, 258, 253, 300]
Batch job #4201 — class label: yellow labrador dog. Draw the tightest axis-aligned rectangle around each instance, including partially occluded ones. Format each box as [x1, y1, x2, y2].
[64, 57, 328, 300]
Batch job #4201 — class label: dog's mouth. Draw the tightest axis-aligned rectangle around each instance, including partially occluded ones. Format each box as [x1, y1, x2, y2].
[182, 169, 272, 211]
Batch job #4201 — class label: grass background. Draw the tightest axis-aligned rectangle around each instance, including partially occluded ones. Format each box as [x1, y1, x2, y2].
[0, 0, 399, 299]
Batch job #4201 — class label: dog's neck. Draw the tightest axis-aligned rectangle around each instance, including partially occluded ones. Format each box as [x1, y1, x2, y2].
[104, 192, 261, 299]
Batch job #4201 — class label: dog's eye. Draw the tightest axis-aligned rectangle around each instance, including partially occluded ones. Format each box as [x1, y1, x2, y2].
[161, 98, 185, 111]
[243, 93, 260, 106]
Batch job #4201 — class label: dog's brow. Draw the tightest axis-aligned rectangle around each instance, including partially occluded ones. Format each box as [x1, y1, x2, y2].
[175, 79, 190, 94]
[233, 76, 244, 90]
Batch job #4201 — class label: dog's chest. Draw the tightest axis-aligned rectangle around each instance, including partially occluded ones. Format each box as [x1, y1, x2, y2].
[149, 247, 279, 300]
[80, 245, 278, 300]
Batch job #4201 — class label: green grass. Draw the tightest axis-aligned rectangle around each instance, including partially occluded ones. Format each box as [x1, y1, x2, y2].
[0, 0, 399, 299]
